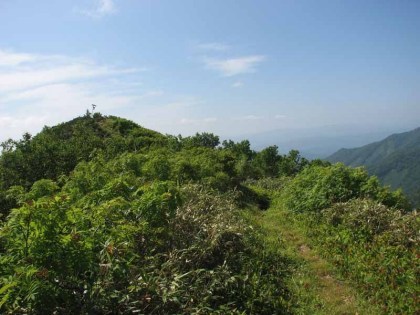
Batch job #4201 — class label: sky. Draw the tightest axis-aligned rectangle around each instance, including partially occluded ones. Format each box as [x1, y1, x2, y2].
[0, 0, 419, 144]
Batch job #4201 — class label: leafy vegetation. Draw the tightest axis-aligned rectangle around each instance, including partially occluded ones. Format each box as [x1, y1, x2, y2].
[283, 163, 411, 213]
[0, 113, 418, 314]
[0, 154, 296, 313]
[0, 113, 309, 314]
[308, 199, 418, 314]
[246, 181, 382, 315]
[0, 113, 166, 218]
[281, 164, 419, 313]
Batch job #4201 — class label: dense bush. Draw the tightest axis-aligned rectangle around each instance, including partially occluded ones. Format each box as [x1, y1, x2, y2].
[281, 162, 418, 313]
[0, 114, 166, 217]
[283, 163, 411, 213]
[0, 152, 295, 313]
[307, 199, 419, 314]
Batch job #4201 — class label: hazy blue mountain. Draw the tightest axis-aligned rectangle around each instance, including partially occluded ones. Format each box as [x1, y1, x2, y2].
[236, 124, 415, 159]
[327, 127, 420, 208]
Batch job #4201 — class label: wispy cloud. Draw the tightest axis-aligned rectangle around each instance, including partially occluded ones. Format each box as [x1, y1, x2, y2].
[275, 114, 287, 119]
[0, 48, 154, 140]
[80, 0, 116, 18]
[0, 50, 138, 94]
[0, 82, 144, 141]
[203, 55, 265, 77]
[196, 42, 230, 52]
[232, 81, 243, 88]
[0, 46, 207, 140]
[234, 115, 264, 121]
[0, 50, 37, 66]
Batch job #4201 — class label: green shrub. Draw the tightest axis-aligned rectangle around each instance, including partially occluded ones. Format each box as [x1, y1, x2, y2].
[0, 167, 294, 314]
[283, 163, 410, 213]
[307, 199, 419, 314]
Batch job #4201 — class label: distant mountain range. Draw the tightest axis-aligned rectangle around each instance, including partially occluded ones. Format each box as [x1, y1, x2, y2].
[327, 127, 420, 208]
[237, 124, 417, 159]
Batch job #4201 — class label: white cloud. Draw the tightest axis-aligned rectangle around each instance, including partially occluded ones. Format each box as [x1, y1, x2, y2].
[0, 81, 147, 141]
[0, 50, 37, 67]
[0, 48, 160, 141]
[234, 115, 264, 121]
[0, 116, 49, 140]
[0, 49, 140, 95]
[6, 83, 135, 109]
[275, 114, 287, 119]
[203, 55, 265, 77]
[80, 0, 116, 18]
[98, 0, 115, 14]
[196, 42, 230, 52]
[0, 64, 137, 94]
[232, 81, 243, 88]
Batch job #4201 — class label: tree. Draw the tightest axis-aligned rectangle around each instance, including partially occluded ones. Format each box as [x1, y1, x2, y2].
[279, 150, 309, 176]
[183, 132, 220, 149]
[222, 139, 255, 160]
[254, 145, 281, 177]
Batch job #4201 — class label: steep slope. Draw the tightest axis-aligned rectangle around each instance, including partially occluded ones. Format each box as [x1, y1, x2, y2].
[327, 127, 420, 207]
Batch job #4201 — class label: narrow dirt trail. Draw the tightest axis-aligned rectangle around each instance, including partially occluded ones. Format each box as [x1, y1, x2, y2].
[251, 199, 379, 315]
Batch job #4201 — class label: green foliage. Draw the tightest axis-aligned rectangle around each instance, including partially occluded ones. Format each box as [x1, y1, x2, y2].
[283, 163, 411, 213]
[183, 132, 220, 149]
[281, 161, 417, 313]
[254, 145, 281, 177]
[28, 179, 60, 200]
[170, 147, 238, 189]
[0, 135, 297, 313]
[0, 176, 294, 313]
[168, 132, 220, 150]
[307, 199, 419, 314]
[241, 177, 289, 210]
[0, 113, 166, 216]
[0, 113, 416, 314]
[222, 139, 254, 160]
[142, 150, 171, 181]
[278, 150, 309, 176]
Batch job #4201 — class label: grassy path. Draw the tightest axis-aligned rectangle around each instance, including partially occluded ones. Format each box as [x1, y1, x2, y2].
[249, 197, 380, 315]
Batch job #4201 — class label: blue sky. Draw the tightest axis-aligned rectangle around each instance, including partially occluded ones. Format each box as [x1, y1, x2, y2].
[0, 0, 419, 143]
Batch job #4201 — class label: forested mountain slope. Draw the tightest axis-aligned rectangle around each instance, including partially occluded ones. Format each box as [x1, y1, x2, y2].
[327, 127, 420, 207]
